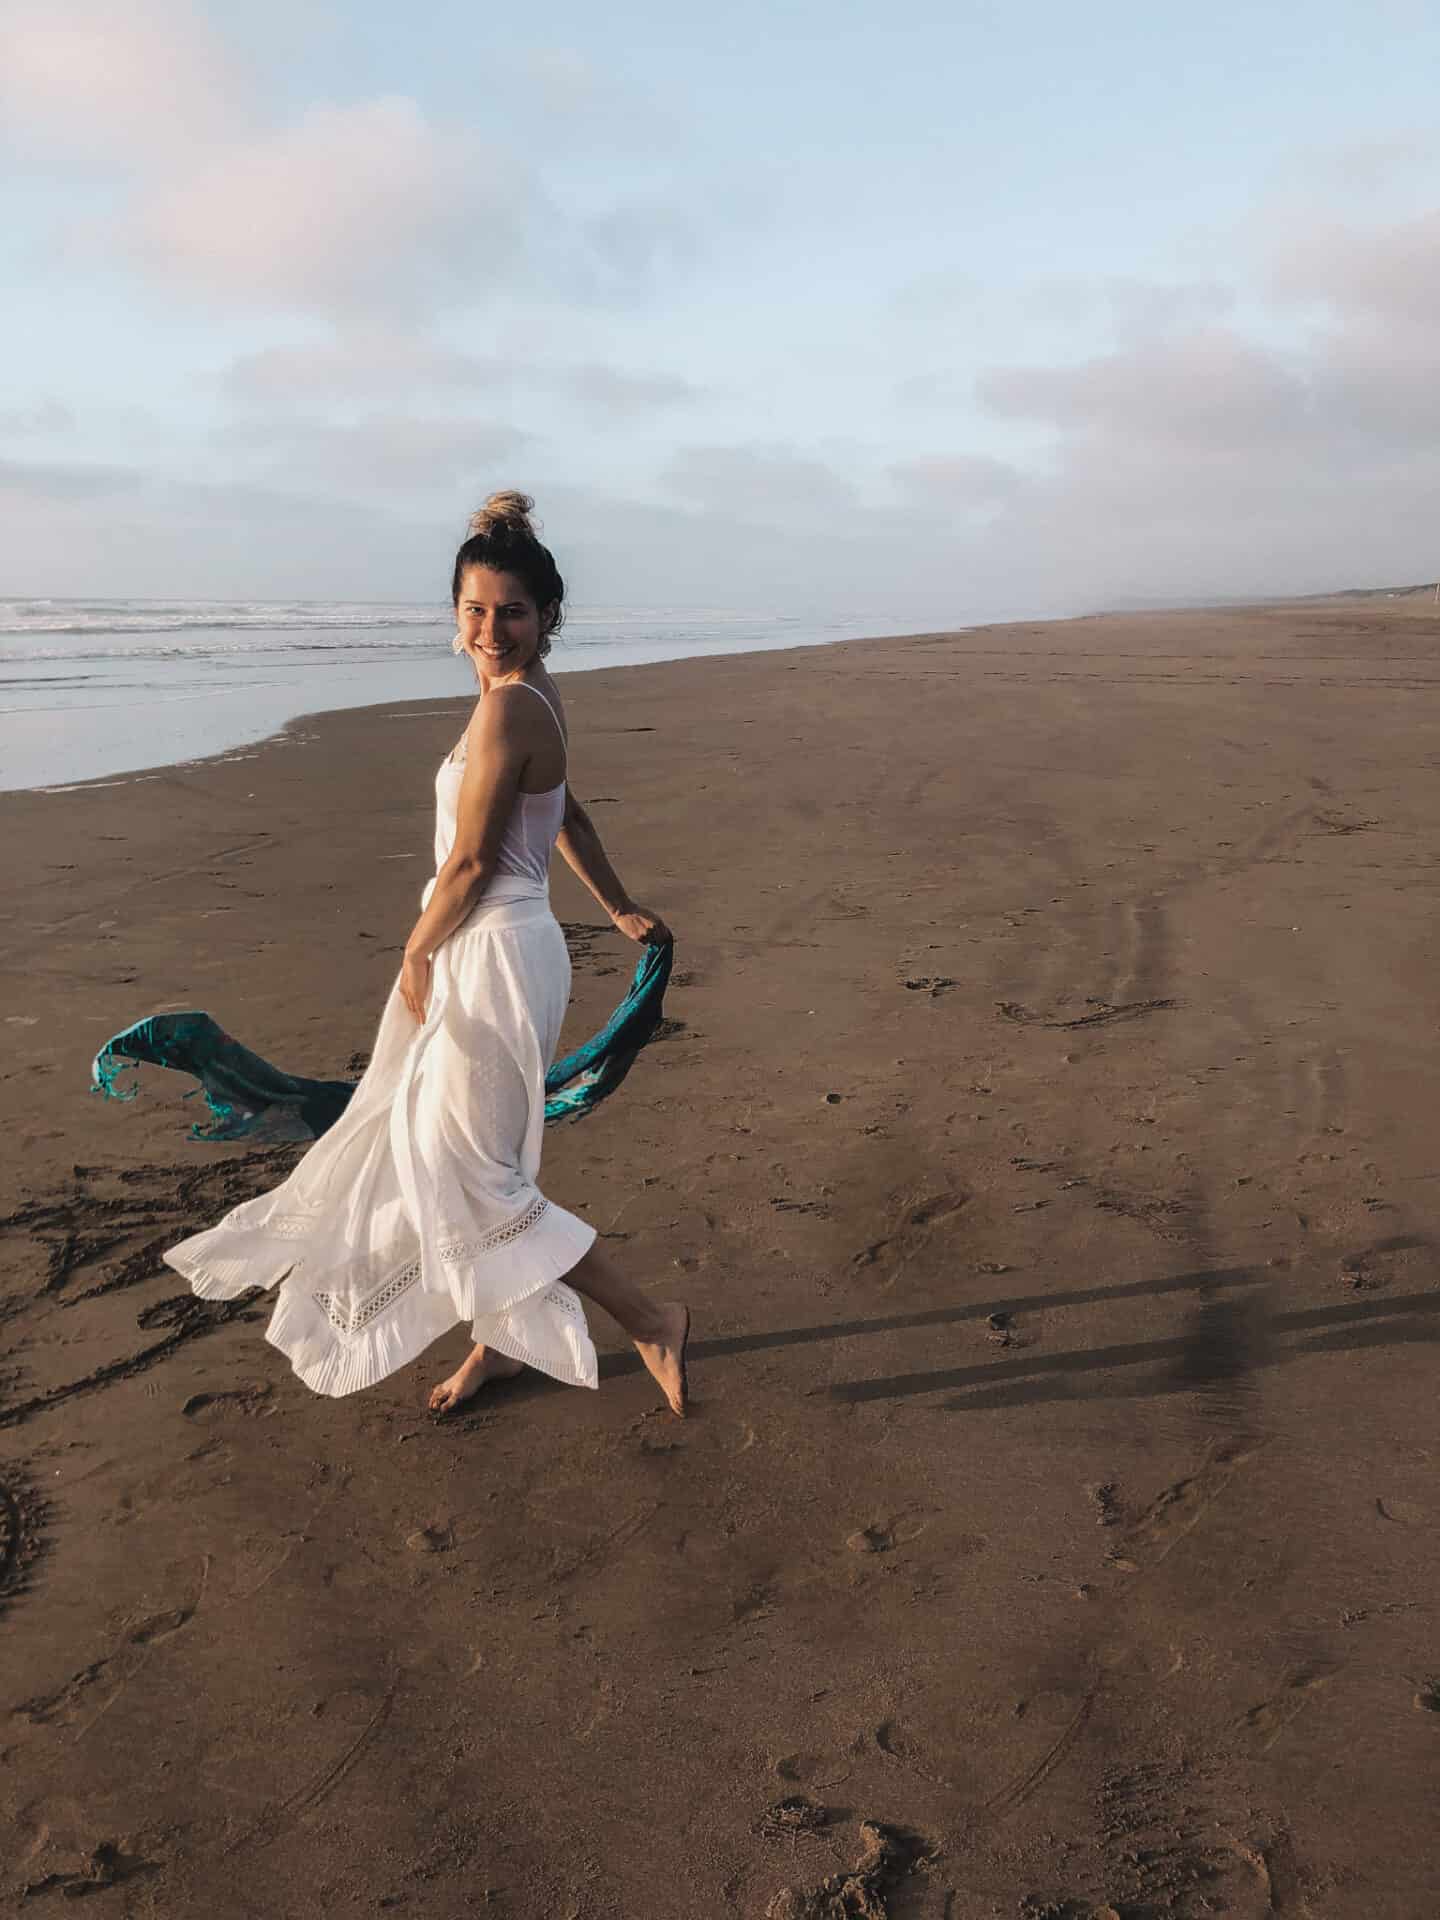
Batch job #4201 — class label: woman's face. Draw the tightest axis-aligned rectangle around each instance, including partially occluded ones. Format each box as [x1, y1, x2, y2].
[454, 566, 553, 679]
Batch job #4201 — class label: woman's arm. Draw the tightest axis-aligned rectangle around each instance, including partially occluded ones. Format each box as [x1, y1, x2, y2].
[557, 788, 671, 945]
[398, 695, 527, 1021]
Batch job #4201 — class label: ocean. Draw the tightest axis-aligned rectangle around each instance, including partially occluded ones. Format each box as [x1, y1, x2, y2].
[0, 599, 903, 793]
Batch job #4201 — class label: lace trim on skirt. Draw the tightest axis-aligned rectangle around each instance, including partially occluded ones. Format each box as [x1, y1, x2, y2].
[310, 1194, 551, 1337]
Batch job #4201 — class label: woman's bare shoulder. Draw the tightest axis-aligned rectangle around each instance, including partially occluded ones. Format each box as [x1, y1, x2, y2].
[466, 680, 566, 758]
[470, 685, 531, 732]
[513, 672, 568, 742]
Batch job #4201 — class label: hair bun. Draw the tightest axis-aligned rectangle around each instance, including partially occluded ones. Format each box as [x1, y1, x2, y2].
[467, 490, 537, 539]
[451, 489, 565, 654]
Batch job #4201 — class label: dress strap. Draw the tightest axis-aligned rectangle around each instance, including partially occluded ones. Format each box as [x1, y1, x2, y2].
[449, 682, 566, 771]
[501, 680, 567, 755]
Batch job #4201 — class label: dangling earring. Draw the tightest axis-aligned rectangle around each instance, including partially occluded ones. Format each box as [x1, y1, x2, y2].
[451, 631, 465, 655]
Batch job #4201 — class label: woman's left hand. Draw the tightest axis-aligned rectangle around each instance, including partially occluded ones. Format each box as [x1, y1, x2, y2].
[613, 903, 671, 945]
[399, 950, 433, 1024]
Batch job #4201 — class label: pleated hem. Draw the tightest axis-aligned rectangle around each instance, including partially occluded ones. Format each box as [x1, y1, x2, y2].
[447, 1203, 597, 1320]
[164, 1235, 290, 1298]
[166, 1207, 600, 1399]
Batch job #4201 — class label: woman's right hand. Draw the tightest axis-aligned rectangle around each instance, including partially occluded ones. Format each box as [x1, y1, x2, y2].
[399, 950, 433, 1024]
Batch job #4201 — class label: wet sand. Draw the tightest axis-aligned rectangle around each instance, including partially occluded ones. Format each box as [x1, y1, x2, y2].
[3, 595, 1439, 1916]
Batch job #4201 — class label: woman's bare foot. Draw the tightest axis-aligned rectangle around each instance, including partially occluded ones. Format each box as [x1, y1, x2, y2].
[428, 1343, 525, 1415]
[633, 1302, 691, 1417]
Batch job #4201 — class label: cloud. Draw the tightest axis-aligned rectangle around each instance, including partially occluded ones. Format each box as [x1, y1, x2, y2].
[660, 444, 862, 526]
[893, 370, 972, 410]
[219, 414, 532, 498]
[892, 275, 1238, 417]
[0, 399, 75, 435]
[896, 271, 1232, 342]
[978, 330, 1314, 453]
[112, 97, 695, 322]
[6, 2, 698, 326]
[573, 202, 697, 296]
[516, 45, 687, 158]
[1102, 278, 1235, 344]
[0, 0, 250, 167]
[1267, 206, 1440, 326]
[222, 338, 503, 410]
[0, 455, 140, 501]
[121, 99, 526, 319]
[0, 472, 444, 599]
[1308, 324, 1440, 446]
[891, 268, 985, 320]
[974, 201, 1440, 471]
[870, 186, 1440, 612]
[889, 453, 1026, 510]
[949, 329, 1440, 603]
[1274, 133, 1437, 199]
[523, 46, 605, 113]
[221, 338, 700, 421]
[558, 364, 700, 421]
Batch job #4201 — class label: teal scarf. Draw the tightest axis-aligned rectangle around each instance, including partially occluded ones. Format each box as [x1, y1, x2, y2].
[92, 936, 673, 1144]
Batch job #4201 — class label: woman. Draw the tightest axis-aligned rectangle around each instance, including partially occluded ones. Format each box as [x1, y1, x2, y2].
[165, 494, 690, 1419]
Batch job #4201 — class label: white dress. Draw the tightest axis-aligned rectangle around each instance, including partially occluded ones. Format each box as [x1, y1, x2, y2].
[164, 688, 600, 1395]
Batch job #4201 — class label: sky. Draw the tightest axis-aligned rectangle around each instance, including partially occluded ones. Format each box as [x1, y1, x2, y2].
[4, 0, 1440, 621]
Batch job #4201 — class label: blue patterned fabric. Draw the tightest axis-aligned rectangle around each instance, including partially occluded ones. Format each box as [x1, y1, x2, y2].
[92, 937, 674, 1144]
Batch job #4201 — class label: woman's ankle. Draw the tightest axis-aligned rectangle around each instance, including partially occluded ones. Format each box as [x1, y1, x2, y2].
[633, 1300, 680, 1347]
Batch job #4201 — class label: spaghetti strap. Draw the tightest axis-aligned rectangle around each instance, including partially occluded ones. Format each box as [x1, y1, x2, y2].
[446, 682, 566, 780]
[503, 680, 567, 754]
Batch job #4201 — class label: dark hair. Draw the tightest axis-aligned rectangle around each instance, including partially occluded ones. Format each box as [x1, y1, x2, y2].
[450, 491, 565, 656]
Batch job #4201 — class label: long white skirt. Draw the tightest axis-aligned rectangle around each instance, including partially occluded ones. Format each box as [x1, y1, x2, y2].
[164, 881, 599, 1396]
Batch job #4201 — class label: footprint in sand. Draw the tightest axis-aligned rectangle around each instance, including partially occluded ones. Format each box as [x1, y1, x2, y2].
[732, 1581, 778, 1625]
[1107, 1440, 1258, 1573]
[16, 1658, 115, 1727]
[180, 1381, 274, 1422]
[1240, 1664, 1338, 1750]
[22, 1841, 161, 1901]
[14, 1557, 208, 1729]
[765, 1820, 931, 1919]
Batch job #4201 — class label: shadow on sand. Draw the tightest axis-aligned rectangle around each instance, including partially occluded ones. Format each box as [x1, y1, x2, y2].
[599, 1244, 1440, 1417]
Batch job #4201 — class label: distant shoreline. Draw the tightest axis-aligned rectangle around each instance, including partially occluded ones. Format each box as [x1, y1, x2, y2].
[11, 582, 1436, 796]
[0, 602, 932, 794]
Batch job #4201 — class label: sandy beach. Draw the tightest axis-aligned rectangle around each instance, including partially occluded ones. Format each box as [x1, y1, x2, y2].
[4, 594, 1439, 1916]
